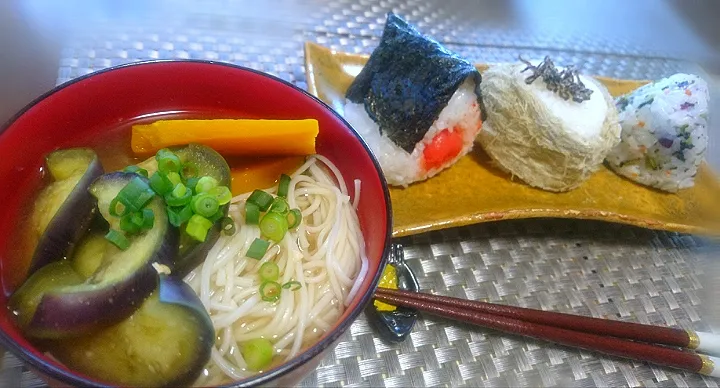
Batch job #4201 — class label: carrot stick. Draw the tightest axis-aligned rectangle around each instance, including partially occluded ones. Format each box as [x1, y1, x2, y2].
[131, 119, 318, 156]
[229, 156, 306, 196]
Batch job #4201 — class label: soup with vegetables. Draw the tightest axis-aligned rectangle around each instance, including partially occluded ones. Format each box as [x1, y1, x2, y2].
[8, 118, 368, 387]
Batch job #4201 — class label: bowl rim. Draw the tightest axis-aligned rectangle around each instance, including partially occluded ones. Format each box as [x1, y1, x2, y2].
[0, 59, 393, 388]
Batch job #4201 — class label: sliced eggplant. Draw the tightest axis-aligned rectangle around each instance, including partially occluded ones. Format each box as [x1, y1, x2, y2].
[69, 232, 109, 278]
[9, 261, 85, 329]
[46, 275, 214, 387]
[138, 143, 231, 276]
[27, 148, 103, 275]
[19, 172, 178, 338]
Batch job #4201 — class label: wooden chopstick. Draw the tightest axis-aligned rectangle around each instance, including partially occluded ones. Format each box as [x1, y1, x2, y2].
[375, 287, 720, 353]
[374, 288, 720, 377]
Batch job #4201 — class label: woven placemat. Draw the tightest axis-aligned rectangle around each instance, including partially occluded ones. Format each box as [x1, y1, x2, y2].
[3, 1, 720, 387]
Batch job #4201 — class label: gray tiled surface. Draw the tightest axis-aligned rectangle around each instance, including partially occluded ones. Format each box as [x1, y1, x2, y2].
[3, 1, 720, 387]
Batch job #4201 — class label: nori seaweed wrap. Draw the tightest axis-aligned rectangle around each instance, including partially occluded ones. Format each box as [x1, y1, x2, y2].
[346, 13, 483, 153]
[343, 13, 485, 186]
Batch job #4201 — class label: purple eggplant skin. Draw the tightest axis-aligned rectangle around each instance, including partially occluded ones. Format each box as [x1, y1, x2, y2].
[155, 275, 214, 387]
[175, 219, 223, 277]
[27, 148, 104, 276]
[24, 172, 179, 339]
[44, 275, 214, 387]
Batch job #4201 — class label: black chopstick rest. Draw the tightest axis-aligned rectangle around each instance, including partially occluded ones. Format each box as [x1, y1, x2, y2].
[365, 244, 419, 343]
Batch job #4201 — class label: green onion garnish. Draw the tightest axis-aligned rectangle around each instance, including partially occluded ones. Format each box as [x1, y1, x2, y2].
[269, 197, 289, 215]
[259, 262, 280, 282]
[209, 186, 232, 205]
[221, 216, 235, 235]
[241, 338, 274, 372]
[105, 229, 130, 250]
[168, 204, 194, 227]
[259, 280, 282, 303]
[208, 208, 225, 223]
[260, 212, 288, 242]
[139, 208, 155, 230]
[247, 189, 274, 212]
[195, 176, 219, 193]
[185, 214, 213, 242]
[120, 213, 141, 234]
[156, 149, 182, 174]
[246, 238, 270, 260]
[166, 172, 182, 186]
[245, 202, 260, 225]
[109, 197, 129, 217]
[181, 163, 199, 181]
[191, 193, 220, 218]
[165, 183, 192, 207]
[277, 174, 291, 198]
[282, 281, 302, 291]
[149, 172, 174, 196]
[287, 209, 302, 230]
[185, 177, 200, 193]
[123, 165, 149, 177]
[116, 176, 156, 212]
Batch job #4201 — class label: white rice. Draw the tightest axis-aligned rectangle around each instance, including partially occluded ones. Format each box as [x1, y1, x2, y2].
[605, 73, 709, 192]
[522, 71, 608, 141]
[344, 78, 482, 187]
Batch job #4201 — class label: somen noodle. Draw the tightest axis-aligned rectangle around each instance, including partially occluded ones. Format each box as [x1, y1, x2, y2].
[185, 155, 367, 385]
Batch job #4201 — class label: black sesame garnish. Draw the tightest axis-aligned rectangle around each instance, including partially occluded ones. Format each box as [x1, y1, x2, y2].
[520, 56, 593, 103]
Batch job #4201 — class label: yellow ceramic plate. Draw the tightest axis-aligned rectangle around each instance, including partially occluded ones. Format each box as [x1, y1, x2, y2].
[304, 42, 720, 238]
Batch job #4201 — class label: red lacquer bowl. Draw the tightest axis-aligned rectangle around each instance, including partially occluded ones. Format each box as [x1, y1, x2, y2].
[0, 60, 392, 387]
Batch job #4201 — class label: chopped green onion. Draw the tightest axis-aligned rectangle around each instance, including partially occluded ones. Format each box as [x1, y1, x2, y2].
[181, 163, 198, 181]
[259, 262, 280, 282]
[209, 186, 232, 205]
[139, 208, 155, 230]
[208, 208, 225, 223]
[130, 211, 144, 228]
[165, 183, 192, 207]
[277, 174, 291, 198]
[260, 212, 288, 242]
[245, 202, 260, 225]
[120, 213, 141, 234]
[269, 197, 289, 215]
[109, 197, 129, 217]
[195, 176, 219, 193]
[241, 338, 274, 372]
[105, 229, 130, 250]
[123, 165, 149, 177]
[185, 177, 200, 193]
[247, 189, 274, 212]
[168, 205, 193, 227]
[122, 209, 154, 233]
[282, 281, 302, 291]
[246, 238, 270, 259]
[287, 209, 302, 230]
[174, 182, 187, 197]
[167, 172, 182, 186]
[221, 216, 236, 235]
[122, 209, 153, 233]
[116, 176, 156, 212]
[191, 193, 220, 218]
[185, 214, 213, 242]
[156, 149, 182, 174]
[149, 171, 174, 196]
[259, 281, 281, 303]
